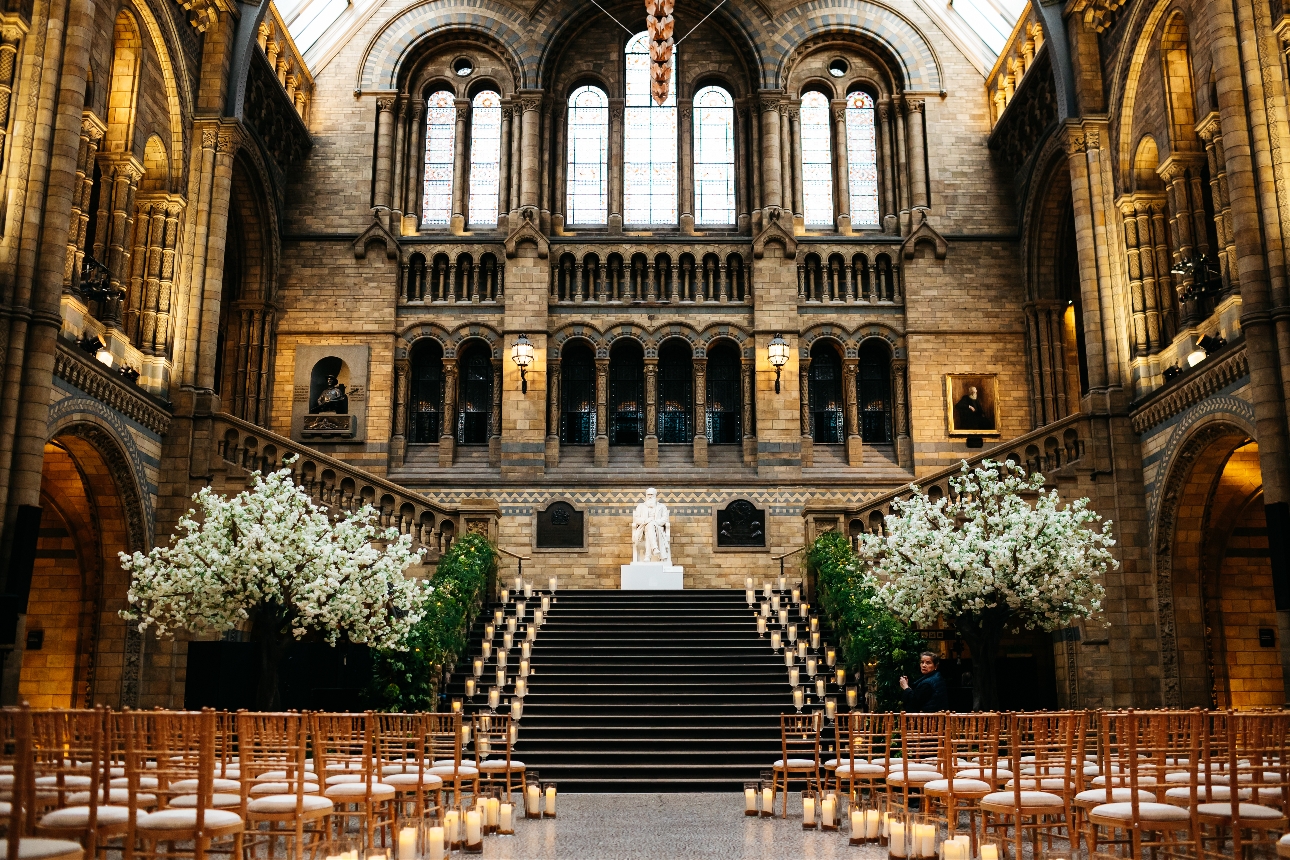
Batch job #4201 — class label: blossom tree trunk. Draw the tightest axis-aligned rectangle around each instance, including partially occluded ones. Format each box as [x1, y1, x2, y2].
[251, 607, 289, 710]
[956, 618, 1002, 711]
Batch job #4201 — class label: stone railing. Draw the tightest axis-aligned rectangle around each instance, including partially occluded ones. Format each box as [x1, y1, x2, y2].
[54, 340, 171, 436]
[549, 244, 751, 305]
[796, 245, 903, 305]
[402, 246, 505, 305]
[213, 412, 474, 561]
[807, 413, 1089, 537]
[985, 1, 1046, 127]
[258, 1, 313, 122]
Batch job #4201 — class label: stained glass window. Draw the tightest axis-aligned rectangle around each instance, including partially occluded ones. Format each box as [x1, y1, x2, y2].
[800, 91, 834, 228]
[422, 90, 456, 227]
[693, 85, 735, 226]
[846, 91, 880, 227]
[468, 90, 501, 229]
[624, 31, 677, 226]
[566, 85, 609, 225]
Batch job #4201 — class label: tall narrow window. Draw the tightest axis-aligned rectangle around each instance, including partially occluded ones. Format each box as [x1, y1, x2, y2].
[566, 85, 609, 225]
[800, 91, 834, 228]
[624, 31, 677, 226]
[422, 90, 456, 227]
[468, 90, 502, 228]
[846, 91, 880, 227]
[693, 85, 735, 226]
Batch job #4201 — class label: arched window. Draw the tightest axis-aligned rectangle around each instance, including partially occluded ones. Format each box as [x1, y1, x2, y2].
[561, 341, 596, 444]
[422, 90, 456, 227]
[809, 342, 843, 443]
[706, 340, 742, 443]
[857, 339, 892, 443]
[800, 91, 834, 228]
[457, 342, 493, 444]
[693, 85, 735, 226]
[410, 340, 444, 443]
[566, 85, 609, 225]
[609, 340, 645, 445]
[468, 90, 502, 229]
[624, 31, 677, 226]
[657, 340, 692, 443]
[846, 91, 880, 227]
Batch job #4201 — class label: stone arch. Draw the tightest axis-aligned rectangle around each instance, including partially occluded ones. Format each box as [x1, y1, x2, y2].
[112, 0, 189, 185]
[651, 322, 702, 355]
[602, 322, 654, 358]
[697, 324, 753, 359]
[1151, 410, 1258, 708]
[139, 134, 168, 193]
[800, 323, 855, 359]
[1112, 0, 1175, 188]
[359, 5, 531, 92]
[445, 322, 502, 359]
[398, 321, 454, 356]
[1159, 11, 1197, 154]
[105, 10, 143, 155]
[772, 3, 943, 92]
[1133, 134, 1163, 192]
[548, 323, 606, 358]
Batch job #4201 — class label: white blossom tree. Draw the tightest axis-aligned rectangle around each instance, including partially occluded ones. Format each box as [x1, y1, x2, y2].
[856, 459, 1115, 710]
[120, 461, 430, 708]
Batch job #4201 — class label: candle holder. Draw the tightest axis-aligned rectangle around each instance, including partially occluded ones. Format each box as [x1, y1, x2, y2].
[521, 640, 532, 660]
[777, 608, 788, 628]
[510, 698, 523, 721]
[523, 582, 533, 599]
[912, 815, 939, 860]
[743, 781, 760, 816]
[481, 641, 493, 662]
[497, 649, 508, 670]
[770, 630, 782, 652]
[501, 588, 510, 604]
[526, 624, 536, 643]
[462, 798, 483, 854]
[498, 800, 515, 835]
[488, 687, 500, 711]
[506, 616, 517, 635]
[887, 813, 910, 860]
[495, 669, 506, 689]
[821, 791, 840, 831]
[978, 836, 1004, 860]
[801, 601, 811, 617]
[825, 697, 837, 723]
[745, 576, 754, 590]
[484, 623, 496, 641]
[519, 658, 530, 678]
[791, 585, 801, 605]
[846, 686, 859, 710]
[796, 640, 808, 661]
[811, 631, 821, 651]
[802, 789, 819, 830]
[771, 595, 781, 613]
[762, 582, 772, 600]
[756, 616, 767, 637]
[826, 647, 837, 668]
[534, 608, 544, 627]
[788, 623, 798, 643]
[788, 667, 800, 688]
[548, 575, 558, 594]
[451, 698, 463, 715]
[852, 797, 885, 845]
[524, 773, 542, 819]
[759, 770, 775, 817]
[542, 782, 557, 818]
[465, 678, 476, 698]
[541, 594, 551, 613]
[836, 667, 846, 686]
[784, 650, 795, 668]
[515, 678, 527, 698]
[423, 815, 447, 860]
[503, 632, 514, 652]
[792, 686, 805, 712]
[444, 807, 462, 850]
[493, 608, 504, 627]
[473, 657, 484, 678]
[513, 574, 523, 592]
[806, 656, 818, 678]
[745, 587, 755, 605]
[815, 677, 826, 699]
[777, 575, 787, 591]
[942, 834, 972, 860]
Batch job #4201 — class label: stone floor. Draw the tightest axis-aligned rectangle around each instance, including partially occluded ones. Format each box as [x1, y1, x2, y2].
[476, 792, 893, 859]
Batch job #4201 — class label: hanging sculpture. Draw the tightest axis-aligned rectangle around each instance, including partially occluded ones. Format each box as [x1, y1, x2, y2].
[645, 0, 674, 104]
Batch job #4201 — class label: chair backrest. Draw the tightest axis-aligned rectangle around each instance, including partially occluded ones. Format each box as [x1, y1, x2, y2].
[4, 706, 34, 860]
[1226, 710, 1290, 856]
[214, 711, 238, 779]
[423, 713, 462, 769]
[780, 714, 820, 768]
[31, 709, 107, 847]
[123, 709, 217, 827]
[897, 712, 947, 778]
[847, 712, 892, 768]
[311, 713, 374, 780]
[372, 713, 426, 779]
[472, 714, 514, 768]
[946, 712, 1000, 787]
[237, 712, 311, 812]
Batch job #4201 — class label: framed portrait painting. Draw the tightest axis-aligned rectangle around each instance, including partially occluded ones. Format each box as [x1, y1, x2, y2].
[945, 374, 1000, 436]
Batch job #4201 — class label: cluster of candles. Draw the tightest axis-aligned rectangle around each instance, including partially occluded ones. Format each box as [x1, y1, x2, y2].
[522, 773, 558, 820]
[745, 576, 857, 717]
[459, 574, 559, 725]
[367, 782, 557, 858]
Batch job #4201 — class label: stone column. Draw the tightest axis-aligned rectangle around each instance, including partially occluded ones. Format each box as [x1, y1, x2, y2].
[498, 104, 513, 232]
[741, 354, 755, 466]
[509, 102, 522, 219]
[892, 359, 911, 467]
[594, 357, 610, 467]
[489, 358, 502, 466]
[692, 357, 708, 467]
[440, 357, 458, 467]
[735, 103, 750, 232]
[392, 358, 410, 464]
[1122, 201, 1149, 358]
[373, 97, 396, 230]
[1133, 201, 1164, 351]
[1198, 115, 1236, 295]
[539, 101, 552, 231]
[894, 97, 910, 233]
[519, 91, 543, 209]
[546, 361, 561, 468]
[878, 98, 897, 233]
[64, 116, 104, 292]
[0, 26, 21, 172]
[644, 358, 658, 468]
[905, 98, 927, 219]
[451, 98, 470, 233]
[1149, 202, 1176, 341]
[843, 357, 862, 465]
[391, 96, 407, 227]
[552, 101, 567, 233]
[759, 92, 783, 210]
[799, 356, 812, 468]
[405, 99, 425, 233]
[679, 99, 695, 234]
[832, 99, 852, 234]
[788, 104, 804, 226]
[609, 98, 624, 233]
[92, 155, 144, 328]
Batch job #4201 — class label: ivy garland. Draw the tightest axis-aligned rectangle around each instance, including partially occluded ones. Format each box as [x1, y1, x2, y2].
[809, 531, 925, 711]
[368, 533, 496, 711]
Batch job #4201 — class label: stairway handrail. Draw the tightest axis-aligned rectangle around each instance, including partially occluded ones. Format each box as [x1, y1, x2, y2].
[772, 546, 805, 561]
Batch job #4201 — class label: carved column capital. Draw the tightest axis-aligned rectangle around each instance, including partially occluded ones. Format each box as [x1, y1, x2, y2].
[376, 96, 396, 113]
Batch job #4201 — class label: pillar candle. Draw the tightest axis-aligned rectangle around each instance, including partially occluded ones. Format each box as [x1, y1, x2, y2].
[545, 785, 557, 816]
[797, 641, 807, 660]
[822, 795, 836, 827]
[763, 582, 771, 599]
[513, 575, 522, 591]
[526, 783, 540, 815]
[793, 686, 804, 710]
[757, 616, 767, 636]
[770, 630, 782, 651]
[789, 667, 800, 687]
[444, 811, 460, 846]
[745, 576, 754, 590]
[517, 599, 526, 619]
[851, 808, 863, 837]
[791, 586, 801, 604]
[788, 623, 798, 643]
[920, 824, 937, 857]
[527, 624, 536, 642]
[778, 575, 787, 590]
[494, 609, 504, 626]
[981, 846, 998, 860]
[549, 575, 557, 591]
[520, 659, 530, 678]
[465, 678, 476, 698]
[516, 678, 527, 697]
[762, 785, 774, 813]
[745, 588, 755, 604]
[889, 820, 906, 857]
[847, 687, 859, 708]
[806, 657, 817, 677]
[511, 698, 523, 720]
[501, 588, 509, 604]
[865, 809, 880, 838]
[826, 647, 837, 667]
[760, 602, 770, 618]
[534, 608, 544, 626]
[498, 650, 508, 669]
[506, 616, 517, 634]
[488, 687, 500, 710]
[772, 595, 781, 613]
[815, 677, 826, 699]
[486, 796, 500, 827]
[473, 657, 484, 677]
[427, 826, 445, 860]
[836, 668, 846, 686]
[464, 810, 482, 846]
[521, 640, 532, 660]
[398, 826, 416, 859]
[811, 631, 821, 650]
[745, 787, 757, 812]
[500, 802, 513, 832]
[503, 632, 513, 652]
[524, 582, 533, 598]
[542, 594, 551, 612]
[803, 795, 816, 826]
[482, 641, 492, 661]
[495, 669, 506, 689]
[825, 698, 836, 721]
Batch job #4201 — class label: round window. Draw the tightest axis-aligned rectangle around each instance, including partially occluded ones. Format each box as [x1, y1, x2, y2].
[828, 58, 848, 77]
[453, 57, 474, 76]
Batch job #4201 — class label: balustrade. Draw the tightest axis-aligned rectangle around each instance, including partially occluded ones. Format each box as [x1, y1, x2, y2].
[403, 249, 505, 304]
[796, 249, 902, 304]
[549, 248, 751, 305]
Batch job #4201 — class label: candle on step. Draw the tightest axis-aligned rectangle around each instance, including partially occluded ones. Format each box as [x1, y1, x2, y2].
[398, 827, 416, 860]
[889, 819, 906, 857]
[771, 595, 781, 613]
[778, 575, 787, 591]
[788, 623, 798, 643]
[506, 616, 517, 634]
[534, 608, 544, 627]
[451, 699, 462, 714]
[770, 630, 782, 652]
[481, 641, 492, 661]
[510, 698, 523, 720]
[745, 576, 754, 590]
[810, 615, 819, 632]
[778, 608, 789, 627]
[815, 677, 826, 699]
[513, 574, 522, 591]
[811, 631, 821, 650]
[473, 657, 484, 678]
[494, 608, 504, 626]
[763, 582, 772, 599]
[784, 650, 795, 668]
[825, 698, 836, 722]
[465, 678, 476, 698]
[760, 601, 770, 618]
[427, 825, 445, 860]
[495, 669, 506, 689]
[847, 686, 859, 709]
[503, 632, 513, 652]
[488, 687, 500, 710]
[836, 668, 846, 686]
[826, 647, 837, 668]
[806, 656, 818, 677]
[485, 623, 495, 640]
[762, 784, 774, 814]
[757, 616, 767, 636]
[797, 641, 808, 661]
[521, 640, 532, 660]
[517, 600, 527, 621]
[523, 581, 533, 599]
[515, 678, 527, 698]
[527, 624, 536, 642]
[519, 659, 530, 678]
[791, 585, 801, 604]
[541, 595, 551, 613]
[745, 587, 755, 605]
[793, 686, 804, 711]
[497, 650, 508, 670]
[788, 667, 800, 688]
[501, 588, 509, 604]
[549, 575, 558, 592]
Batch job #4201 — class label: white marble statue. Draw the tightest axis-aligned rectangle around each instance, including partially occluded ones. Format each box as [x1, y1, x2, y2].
[631, 487, 672, 565]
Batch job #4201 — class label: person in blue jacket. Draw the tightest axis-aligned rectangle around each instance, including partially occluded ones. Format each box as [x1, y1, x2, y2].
[898, 651, 948, 711]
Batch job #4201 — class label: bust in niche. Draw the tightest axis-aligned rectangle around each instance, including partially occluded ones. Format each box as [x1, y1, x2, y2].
[312, 373, 348, 414]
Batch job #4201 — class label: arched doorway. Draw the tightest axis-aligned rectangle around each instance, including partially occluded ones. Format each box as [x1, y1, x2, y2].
[609, 340, 644, 446]
[657, 339, 692, 443]
[857, 339, 892, 444]
[561, 341, 596, 445]
[706, 340, 741, 444]
[456, 341, 493, 445]
[409, 339, 444, 444]
[809, 341, 844, 444]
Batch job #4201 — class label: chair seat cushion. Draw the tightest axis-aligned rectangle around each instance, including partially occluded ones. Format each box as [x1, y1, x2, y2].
[1198, 802, 1286, 821]
[169, 793, 241, 809]
[249, 781, 319, 796]
[137, 809, 243, 831]
[1091, 801, 1191, 822]
[38, 806, 131, 829]
[170, 779, 240, 793]
[887, 770, 943, 785]
[1165, 785, 1249, 802]
[427, 766, 479, 779]
[324, 782, 396, 800]
[982, 790, 1064, 808]
[246, 794, 334, 815]
[1165, 771, 1226, 785]
[383, 773, 444, 789]
[34, 776, 92, 790]
[109, 777, 159, 790]
[253, 771, 309, 783]
[924, 779, 992, 795]
[477, 760, 524, 771]
[67, 789, 155, 806]
[1077, 788, 1156, 804]
[16, 838, 83, 860]
[957, 768, 1013, 780]
[1006, 778, 1068, 791]
[773, 759, 817, 769]
[836, 763, 886, 777]
[1093, 775, 1158, 787]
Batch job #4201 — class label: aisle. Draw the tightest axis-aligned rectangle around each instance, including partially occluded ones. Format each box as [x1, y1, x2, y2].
[478, 792, 881, 859]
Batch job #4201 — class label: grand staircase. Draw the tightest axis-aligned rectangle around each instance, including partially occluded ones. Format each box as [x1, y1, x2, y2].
[445, 588, 832, 792]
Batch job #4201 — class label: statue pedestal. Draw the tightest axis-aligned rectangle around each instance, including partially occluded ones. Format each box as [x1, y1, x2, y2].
[620, 562, 684, 590]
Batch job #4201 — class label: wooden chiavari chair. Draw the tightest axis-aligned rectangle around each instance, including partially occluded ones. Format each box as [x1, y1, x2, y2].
[472, 714, 524, 805]
[832, 712, 887, 803]
[770, 713, 822, 818]
[2, 706, 83, 860]
[924, 712, 1002, 850]
[237, 712, 330, 860]
[312, 713, 395, 852]
[371, 714, 442, 825]
[128, 709, 244, 860]
[1196, 710, 1290, 860]
[31, 709, 129, 858]
[424, 714, 477, 808]
[1075, 710, 1159, 846]
[980, 711, 1074, 860]
[1085, 709, 1198, 860]
[100, 713, 157, 809]
[887, 712, 947, 817]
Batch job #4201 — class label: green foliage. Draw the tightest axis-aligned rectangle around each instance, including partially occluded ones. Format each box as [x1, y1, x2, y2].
[367, 533, 496, 711]
[809, 531, 924, 711]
